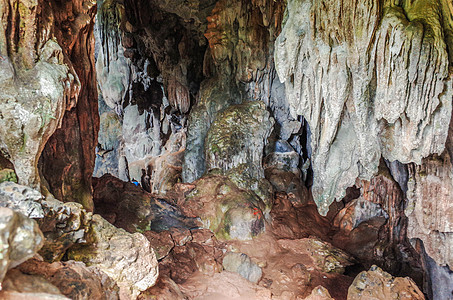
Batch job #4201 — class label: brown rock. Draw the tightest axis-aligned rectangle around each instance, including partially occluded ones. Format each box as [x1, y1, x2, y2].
[0, 269, 68, 300]
[40, 0, 99, 211]
[347, 265, 424, 300]
[303, 286, 334, 300]
[17, 259, 119, 300]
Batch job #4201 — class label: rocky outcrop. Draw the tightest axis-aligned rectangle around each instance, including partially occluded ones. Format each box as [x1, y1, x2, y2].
[222, 252, 263, 283]
[68, 214, 158, 299]
[0, 0, 86, 189]
[0, 181, 45, 218]
[0, 207, 44, 284]
[347, 265, 424, 300]
[275, 0, 453, 215]
[38, 0, 99, 210]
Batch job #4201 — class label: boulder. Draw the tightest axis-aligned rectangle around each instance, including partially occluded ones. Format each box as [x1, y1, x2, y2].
[0, 207, 43, 284]
[347, 265, 424, 300]
[38, 197, 92, 262]
[222, 252, 262, 283]
[68, 214, 158, 299]
[304, 286, 333, 300]
[177, 174, 267, 240]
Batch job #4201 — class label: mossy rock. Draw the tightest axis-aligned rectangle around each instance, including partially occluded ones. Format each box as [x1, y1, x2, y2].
[0, 169, 17, 183]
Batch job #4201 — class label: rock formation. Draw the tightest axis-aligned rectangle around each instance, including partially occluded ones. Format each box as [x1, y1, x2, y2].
[275, 0, 453, 215]
[1, 0, 453, 298]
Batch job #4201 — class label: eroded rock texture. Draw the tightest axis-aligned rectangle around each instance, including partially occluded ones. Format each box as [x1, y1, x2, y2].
[0, 207, 43, 284]
[406, 153, 453, 269]
[0, 0, 87, 189]
[275, 0, 453, 215]
[68, 214, 159, 299]
[38, 0, 99, 211]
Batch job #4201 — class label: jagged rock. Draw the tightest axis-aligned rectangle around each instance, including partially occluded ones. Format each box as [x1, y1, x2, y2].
[143, 230, 174, 260]
[68, 214, 158, 299]
[0, 181, 44, 218]
[222, 252, 263, 283]
[0, 269, 68, 300]
[176, 174, 267, 240]
[347, 265, 424, 300]
[304, 286, 333, 300]
[17, 258, 120, 300]
[0, 207, 44, 284]
[406, 152, 453, 270]
[275, 0, 453, 215]
[38, 197, 92, 262]
[270, 192, 330, 240]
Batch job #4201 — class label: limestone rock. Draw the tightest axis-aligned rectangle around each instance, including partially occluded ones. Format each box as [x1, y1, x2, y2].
[347, 265, 424, 300]
[406, 152, 453, 269]
[0, 207, 44, 284]
[205, 100, 274, 183]
[183, 78, 242, 183]
[38, 197, 92, 262]
[333, 198, 388, 232]
[275, 0, 453, 215]
[39, 0, 99, 210]
[68, 214, 158, 299]
[222, 252, 263, 283]
[0, 181, 44, 218]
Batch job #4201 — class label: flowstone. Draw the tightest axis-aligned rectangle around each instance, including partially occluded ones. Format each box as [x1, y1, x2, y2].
[275, 0, 453, 215]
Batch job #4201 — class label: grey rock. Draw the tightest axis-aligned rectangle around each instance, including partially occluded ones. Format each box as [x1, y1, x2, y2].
[275, 0, 453, 215]
[182, 78, 241, 183]
[0, 207, 44, 284]
[68, 214, 158, 299]
[0, 181, 44, 218]
[0, 39, 80, 188]
[222, 252, 262, 284]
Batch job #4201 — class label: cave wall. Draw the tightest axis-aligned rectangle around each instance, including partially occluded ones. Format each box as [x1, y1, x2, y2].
[0, 0, 98, 210]
[275, 0, 453, 216]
